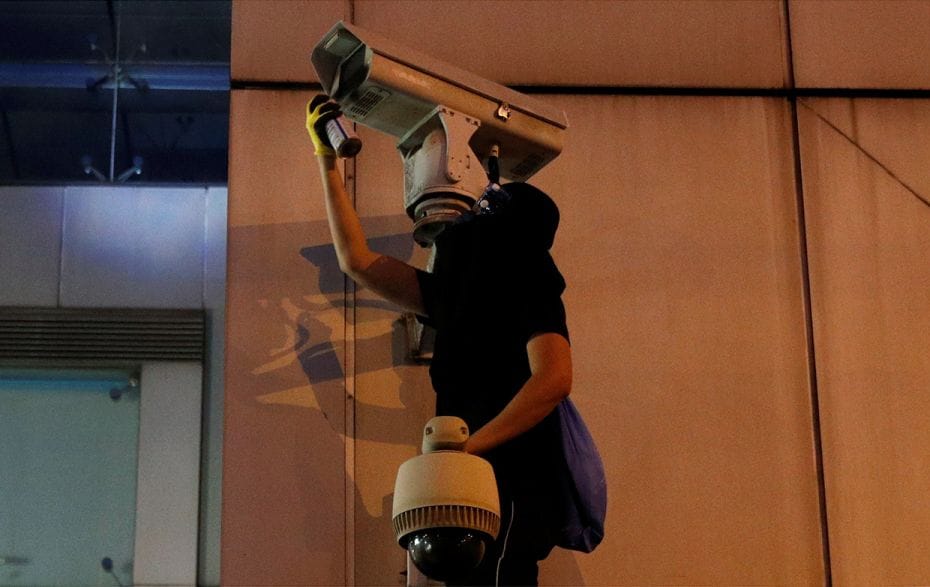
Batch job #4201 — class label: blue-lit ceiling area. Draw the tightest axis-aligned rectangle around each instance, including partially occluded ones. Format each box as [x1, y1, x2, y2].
[0, 0, 231, 184]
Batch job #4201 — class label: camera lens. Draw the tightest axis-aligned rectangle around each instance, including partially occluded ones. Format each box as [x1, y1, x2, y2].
[405, 528, 491, 581]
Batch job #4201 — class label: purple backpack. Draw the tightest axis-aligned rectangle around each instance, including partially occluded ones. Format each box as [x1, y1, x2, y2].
[556, 398, 607, 552]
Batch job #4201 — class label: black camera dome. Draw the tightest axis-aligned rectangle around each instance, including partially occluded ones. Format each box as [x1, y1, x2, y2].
[405, 527, 491, 581]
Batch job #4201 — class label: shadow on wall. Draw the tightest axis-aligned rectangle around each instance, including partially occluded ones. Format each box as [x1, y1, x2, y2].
[301, 232, 440, 583]
[225, 219, 432, 582]
[296, 234, 429, 442]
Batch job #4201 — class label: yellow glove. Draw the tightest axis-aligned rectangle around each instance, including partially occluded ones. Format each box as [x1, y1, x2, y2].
[306, 94, 341, 156]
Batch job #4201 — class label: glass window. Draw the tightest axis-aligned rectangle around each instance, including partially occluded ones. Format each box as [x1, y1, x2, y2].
[0, 368, 139, 586]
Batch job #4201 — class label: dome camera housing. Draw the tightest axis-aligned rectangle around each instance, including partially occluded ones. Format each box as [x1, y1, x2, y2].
[404, 527, 491, 581]
[392, 416, 501, 581]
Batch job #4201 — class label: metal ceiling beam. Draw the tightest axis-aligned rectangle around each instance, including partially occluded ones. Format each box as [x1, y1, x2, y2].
[0, 63, 229, 91]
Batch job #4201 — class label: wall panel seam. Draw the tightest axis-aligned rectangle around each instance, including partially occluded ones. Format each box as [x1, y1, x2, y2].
[56, 188, 66, 307]
[343, 153, 358, 587]
[790, 100, 832, 587]
[201, 188, 208, 310]
[231, 79, 930, 100]
[512, 86, 930, 98]
[785, 0, 832, 582]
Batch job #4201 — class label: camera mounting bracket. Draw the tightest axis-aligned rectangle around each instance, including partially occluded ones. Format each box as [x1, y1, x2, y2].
[397, 106, 489, 246]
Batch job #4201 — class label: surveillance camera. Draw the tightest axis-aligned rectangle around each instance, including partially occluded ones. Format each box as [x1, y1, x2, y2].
[312, 22, 568, 245]
[392, 416, 500, 581]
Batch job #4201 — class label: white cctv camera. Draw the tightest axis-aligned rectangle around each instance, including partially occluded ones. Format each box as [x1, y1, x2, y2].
[312, 21, 568, 245]
[392, 416, 500, 581]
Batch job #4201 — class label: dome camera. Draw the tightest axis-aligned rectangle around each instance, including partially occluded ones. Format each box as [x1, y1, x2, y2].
[392, 416, 501, 581]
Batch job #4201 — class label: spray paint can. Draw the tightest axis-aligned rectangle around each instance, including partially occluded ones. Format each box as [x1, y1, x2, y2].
[324, 116, 363, 158]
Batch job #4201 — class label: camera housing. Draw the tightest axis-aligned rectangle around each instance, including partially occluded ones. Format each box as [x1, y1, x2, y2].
[312, 21, 568, 245]
[391, 417, 501, 580]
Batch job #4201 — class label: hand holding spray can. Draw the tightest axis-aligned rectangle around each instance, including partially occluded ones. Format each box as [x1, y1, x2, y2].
[309, 94, 362, 158]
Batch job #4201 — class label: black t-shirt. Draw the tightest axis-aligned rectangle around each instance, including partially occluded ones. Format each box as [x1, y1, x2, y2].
[415, 183, 569, 492]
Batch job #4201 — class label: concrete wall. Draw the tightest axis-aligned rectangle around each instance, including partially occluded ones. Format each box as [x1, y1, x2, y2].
[226, 1, 930, 585]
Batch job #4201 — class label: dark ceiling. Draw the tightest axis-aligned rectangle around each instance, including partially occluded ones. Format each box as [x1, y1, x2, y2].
[0, 0, 231, 185]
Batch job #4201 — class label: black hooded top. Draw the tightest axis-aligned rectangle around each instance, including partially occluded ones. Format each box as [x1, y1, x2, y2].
[416, 182, 569, 490]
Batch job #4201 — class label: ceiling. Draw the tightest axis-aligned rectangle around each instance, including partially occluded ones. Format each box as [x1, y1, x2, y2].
[0, 0, 231, 185]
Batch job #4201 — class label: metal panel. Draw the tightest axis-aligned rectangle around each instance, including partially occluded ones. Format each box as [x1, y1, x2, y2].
[227, 90, 330, 227]
[531, 95, 823, 585]
[224, 89, 347, 585]
[231, 0, 346, 82]
[790, 1, 930, 90]
[231, 0, 787, 88]
[228, 94, 825, 584]
[199, 186, 227, 586]
[355, 0, 788, 88]
[133, 362, 203, 586]
[59, 186, 205, 309]
[798, 98, 930, 585]
[0, 186, 63, 306]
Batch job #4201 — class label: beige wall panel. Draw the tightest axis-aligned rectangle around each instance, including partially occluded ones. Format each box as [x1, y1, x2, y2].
[355, 0, 788, 88]
[224, 89, 348, 585]
[529, 95, 823, 584]
[791, 0, 930, 89]
[231, 0, 345, 82]
[347, 127, 438, 585]
[799, 99, 930, 585]
[228, 90, 328, 227]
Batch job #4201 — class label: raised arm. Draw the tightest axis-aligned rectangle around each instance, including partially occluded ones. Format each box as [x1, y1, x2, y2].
[308, 99, 426, 316]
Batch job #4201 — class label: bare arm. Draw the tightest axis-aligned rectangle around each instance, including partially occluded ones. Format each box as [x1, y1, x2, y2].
[316, 154, 426, 315]
[464, 332, 572, 455]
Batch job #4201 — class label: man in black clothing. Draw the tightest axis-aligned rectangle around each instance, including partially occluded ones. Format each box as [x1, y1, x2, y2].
[307, 98, 572, 586]
[417, 182, 569, 584]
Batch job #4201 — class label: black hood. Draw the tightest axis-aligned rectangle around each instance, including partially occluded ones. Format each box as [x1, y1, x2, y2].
[497, 182, 561, 251]
[434, 182, 561, 260]
[431, 182, 565, 307]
